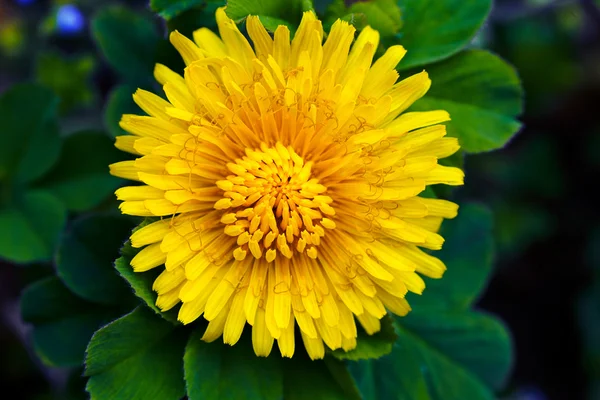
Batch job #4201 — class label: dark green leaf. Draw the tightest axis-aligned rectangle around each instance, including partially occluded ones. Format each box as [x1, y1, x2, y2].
[105, 85, 140, 138]
[0, 190, 66, 264]
[338, 13, 368, 30]
[397, 0, 492, 69]
[21, 277, 121, 367]
[324, 0, 398, 35]
[36, 131, 124, 212]
[400, 311, 513, 392]
[256, 15, 296, 33]
[332, 315, 397, 361]
[0, 83, 61, 184]
[165, 4, 220, 38]
[350, 311, 511, 399]
[86, 307, 186, 400]
[115, 253, 164, 314]
[226, 0, 303, 25]
[56, 214, 136, 306]
[184, 330, 283, 400]
[91, 7, 160, 85]
[348, 343, 429, 400]
[283, 354, 351, 400]
[348, 0, 402, 37]
[115, 229, 180, 323]
[151, 0, 206, 19]
[409, 203, 494, 311]
[301, 0, 315, 12]
[323, 357, 362, 400]
[410, 50, 523, 153]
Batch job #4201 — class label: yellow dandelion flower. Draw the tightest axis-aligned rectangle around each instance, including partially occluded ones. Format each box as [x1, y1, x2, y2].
[110, 8, 464, 360]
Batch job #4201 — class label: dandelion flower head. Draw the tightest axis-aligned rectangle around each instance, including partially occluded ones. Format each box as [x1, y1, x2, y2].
[110, 8, 464, 359]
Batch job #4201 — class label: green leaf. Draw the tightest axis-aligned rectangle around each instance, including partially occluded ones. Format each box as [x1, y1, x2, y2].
[164, 4, 220, 38]
[348, 0, 402, 37]
[256, 15, 296, 32]
[35, 51, 96, 114]
[115, 253, 163, 314]
[324, 0, 399, 35]
[115, 229, 180, 323]
[56, 214, 136, 306]
[105, 85, 140, 138]
[351, 311, 511, 399]
[348, 343, 429, 400]
[0, 83, 61, 184]
[91, 7, 160, 85]
[36, 131, 124, 212]
[0, 190, 67, 264]
[301, 0, 315, 12]
[151, 0, 206, 19]
[283, 354, 353, 400]
[226, 0, 303, 25]
[338, 13, 368, 30]
[323, 357, 363, 400]
[409, 203, 494, 311]
[400, 311, 513, 393]
[86, 307, 186, 400]
[410, 50, 523, 153]
[397, 0, 492, 69]
[332, 315, 397, 361]
[21, 277, 121, 367]
[184, 330, 283, 400]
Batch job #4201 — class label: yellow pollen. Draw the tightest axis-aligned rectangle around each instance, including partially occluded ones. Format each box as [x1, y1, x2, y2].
[215, 144, 336, 262]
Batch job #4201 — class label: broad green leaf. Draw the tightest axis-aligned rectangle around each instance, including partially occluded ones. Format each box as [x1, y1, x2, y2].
[339, 13, 368, 30]
[0, 190, 66, 264]
[348, 0, 402, 37]
[226, 0, 303, 25]
[86, 307, 186, 400]
[115, 227, 179, 324]
[411, 50, 523, 153]
[56, 214, 136, 306]
[164, 3, 221, 37]
[400, 311, 513, 392]
[284, 354, 353, 400]
[21, 277, 121, 367]
[408, 203, 494, 311]
[35, 52, 96, 114]
[324, 0, 399, 35]
[323, 357, 363, 400]
[351, 311, 511, 399]
[0, 83, 61, 184]
[332, 315, 397, 361]
[184, 330, 283, 400]
[105, 85, 140, 138]
[256, 15, 296, 32]
[115, 229, 180, 323]
[91, 7, 160, 85]
[37, 131, 124, 212]
[151, 0, 206, 19]
[397, 0, 492, 69]
[348, 342, 429, 400]
[302, 0, 315, 12]
[114, 253, 164, 315]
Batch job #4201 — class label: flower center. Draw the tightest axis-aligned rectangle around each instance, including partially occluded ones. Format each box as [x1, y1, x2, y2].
[214, 143, 336, 263]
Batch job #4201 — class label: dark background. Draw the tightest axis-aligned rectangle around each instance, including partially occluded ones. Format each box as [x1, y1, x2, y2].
[1, 0, 599, 399]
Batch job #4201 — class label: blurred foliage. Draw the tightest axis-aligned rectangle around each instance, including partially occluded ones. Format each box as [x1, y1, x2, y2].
[35, 52, 96, 114]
